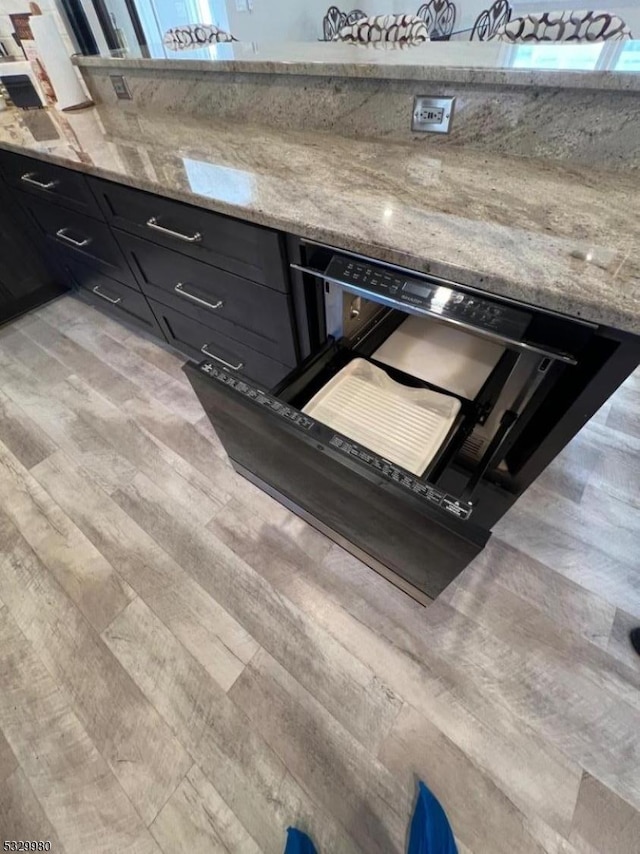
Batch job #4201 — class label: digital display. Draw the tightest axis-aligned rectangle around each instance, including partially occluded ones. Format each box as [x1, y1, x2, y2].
[403, 281, 434, 299]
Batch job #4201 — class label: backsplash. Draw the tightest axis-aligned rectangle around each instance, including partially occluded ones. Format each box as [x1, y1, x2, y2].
[78, 61, 640, 168]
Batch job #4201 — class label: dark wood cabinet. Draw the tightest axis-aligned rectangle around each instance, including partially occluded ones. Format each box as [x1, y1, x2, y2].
[119, 230, 297, 365]
[89, 176, 289, 291]
[151, 300, 291, 388]
[0, 148, 102, 216]
[0, 148, 298, 372]
[21, 195, 138, 288]
[68, 260, 162, 336]
[0, 178, 67, 325]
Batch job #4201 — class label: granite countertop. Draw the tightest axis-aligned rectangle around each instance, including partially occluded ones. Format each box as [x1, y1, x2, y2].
[76, 42, 640, 92]
[0, 105, 638, 335]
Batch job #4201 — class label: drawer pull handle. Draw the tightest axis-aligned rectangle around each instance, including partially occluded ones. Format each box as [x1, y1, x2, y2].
[200, 345, 243, 371]
[21, 172, 59, 190]
[56, 227, 91, 248]
[146, 217, 202, 243]
[174, 283, 223, 311]
[92, 285, 121, 305]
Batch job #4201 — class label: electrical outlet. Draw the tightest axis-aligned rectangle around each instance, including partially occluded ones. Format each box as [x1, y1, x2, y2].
[412, 96, 455, 134]
[110, 74, 132, 100]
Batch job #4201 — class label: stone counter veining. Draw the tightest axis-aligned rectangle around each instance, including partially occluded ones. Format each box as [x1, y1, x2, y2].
[0, 106, 638, 335]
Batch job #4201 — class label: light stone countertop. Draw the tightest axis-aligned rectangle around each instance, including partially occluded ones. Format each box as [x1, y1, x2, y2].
[0, 106, 638, 335]
[75, 42, 640, 92]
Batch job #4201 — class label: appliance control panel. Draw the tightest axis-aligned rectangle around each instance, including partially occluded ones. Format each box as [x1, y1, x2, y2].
[325, 256, 531, 340]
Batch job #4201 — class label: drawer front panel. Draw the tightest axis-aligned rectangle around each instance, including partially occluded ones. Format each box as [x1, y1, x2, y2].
[70, 269, 161, 335]
[120, 231, 296, 365]
[23, 196, 137, 288]
[0, 149, 101, 216]
[151, 302, 290, 389]
[89, 177, 288, 290]
[60, 251, 141, 294]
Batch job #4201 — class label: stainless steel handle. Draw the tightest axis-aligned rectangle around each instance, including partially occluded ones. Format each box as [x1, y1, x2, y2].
[200, 345, 243, 371]
[174, 283, 223, 311]
[92, 285, 121, 305]
[56, 227, 91, 248]
[146, 216, 202, 243]
[21, 172, 59, 190]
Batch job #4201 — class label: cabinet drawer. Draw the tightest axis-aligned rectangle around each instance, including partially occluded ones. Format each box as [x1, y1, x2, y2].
[0, 149, 101, 216]
[22, 195, 137, 288]
[120, 231, 297, 366]
[89, 176, 288, 291]
[151, 302, 290, 389]
[70, 269, 162, 336]
[60, 251, 141, 294]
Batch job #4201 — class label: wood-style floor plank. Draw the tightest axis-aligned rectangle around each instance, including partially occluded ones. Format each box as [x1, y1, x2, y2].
[0, 441, 134, 633]
[230, 647, 408, 854]
[0, 510, 192, 826]
[205, 498, 584, 843]
[0, 604, 159, 853]
[102, 597, 225, 756]
[445, 577, 640, 715]
[0, 727, 18, 784]
[0, 388, 57, 470]
[606, 608, 640, 671]
[102, 593, 362, 854]
[448, 538, 617, 650]
[112, 471, 403, 755]
[42, 299, 203, 423]
[21, 314, 140, 404]
[54, 376, 225, 524]
[32, 449, 257, 690]
[0, 345, 137, 494]
[0, 768, 65, 853]
[1, 298, 638, 854]
[379, 703, 562, 854]
[569, 773, 640, 854]
[150, 764, 263, 854]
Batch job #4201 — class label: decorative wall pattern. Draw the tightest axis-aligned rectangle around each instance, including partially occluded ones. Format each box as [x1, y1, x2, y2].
[489, 10, 632, 41]
[333, 13, 430, 43]
[323, 3, 458, 40]
[470, 2, 632, 40]
[162, 23, 236, 51]
[417, 0, 458, 39]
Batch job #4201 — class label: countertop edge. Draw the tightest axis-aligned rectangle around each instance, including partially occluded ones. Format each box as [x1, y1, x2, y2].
[1, 139, 637, 336]
[72, 55, 640, 93]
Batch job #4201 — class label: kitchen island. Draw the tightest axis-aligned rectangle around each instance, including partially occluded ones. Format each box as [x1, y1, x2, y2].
[0, 56, 638, 851]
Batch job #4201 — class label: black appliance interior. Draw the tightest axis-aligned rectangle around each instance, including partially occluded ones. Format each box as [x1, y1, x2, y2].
[185, 239, 606, 603]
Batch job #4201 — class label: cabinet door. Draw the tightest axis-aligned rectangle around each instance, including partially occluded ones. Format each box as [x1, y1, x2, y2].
[0, 149, 102, 217]
[89, 176, 289, 291]
[151, 299, 290, 388]
[0, 181, 67, 324]
[20, 194, 137, 288]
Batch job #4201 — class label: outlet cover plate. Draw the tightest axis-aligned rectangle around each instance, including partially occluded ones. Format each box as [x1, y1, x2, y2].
[412, 96, 455, 134]
[110, 74, 132, 100]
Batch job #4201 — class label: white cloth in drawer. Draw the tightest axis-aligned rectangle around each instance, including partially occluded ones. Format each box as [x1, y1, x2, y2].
[373, 315, 505, 400]
[302, 358, 461, 476]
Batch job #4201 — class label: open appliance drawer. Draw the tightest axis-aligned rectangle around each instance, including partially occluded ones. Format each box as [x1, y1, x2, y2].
[186, 241, 595, 601]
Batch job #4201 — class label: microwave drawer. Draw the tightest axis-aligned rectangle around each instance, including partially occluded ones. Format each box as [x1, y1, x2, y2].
[0, 150, 101, 216]
[120, 231, 297, 365]
[185, 360, 488, 600]
[151, 302, 291, 389]
[22, 196, 137, 288]
[89, 177, 288, 291]
[71, 272, 162, 336]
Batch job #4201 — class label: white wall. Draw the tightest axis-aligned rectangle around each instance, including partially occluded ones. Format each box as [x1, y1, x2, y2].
[226, 0, 410, 42]
[0, 0, 76, 54]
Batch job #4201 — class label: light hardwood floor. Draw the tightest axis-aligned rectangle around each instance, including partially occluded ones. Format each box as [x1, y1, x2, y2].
[0, 293, 638, 854]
